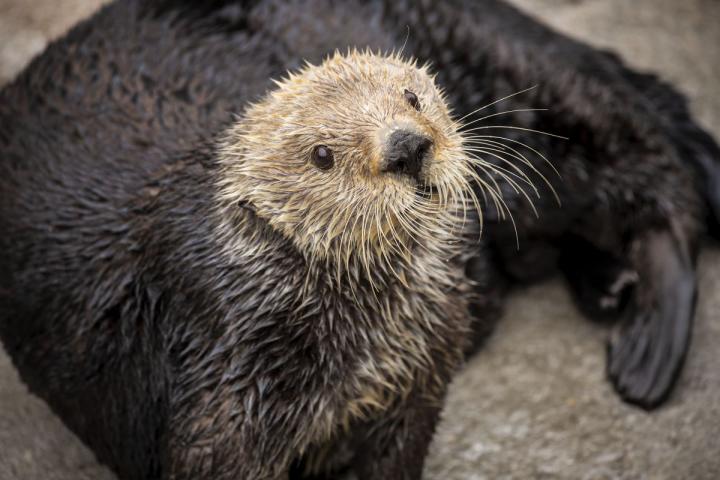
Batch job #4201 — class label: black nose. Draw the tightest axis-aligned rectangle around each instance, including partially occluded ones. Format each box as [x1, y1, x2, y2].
[382, 130, 433, 180]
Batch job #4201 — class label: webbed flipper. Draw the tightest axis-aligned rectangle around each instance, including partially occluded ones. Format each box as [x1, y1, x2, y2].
[607, 228, 697, 409]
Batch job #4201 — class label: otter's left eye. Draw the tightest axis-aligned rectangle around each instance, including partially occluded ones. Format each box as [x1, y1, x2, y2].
[311, 145, 334, 170]
[404, 89, 421, 111]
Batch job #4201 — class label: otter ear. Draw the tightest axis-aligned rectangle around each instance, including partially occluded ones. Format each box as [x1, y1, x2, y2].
[606, 228, 697, 410]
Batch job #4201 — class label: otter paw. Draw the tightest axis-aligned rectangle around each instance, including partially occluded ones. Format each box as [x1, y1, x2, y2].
[560, 237, 637, 322]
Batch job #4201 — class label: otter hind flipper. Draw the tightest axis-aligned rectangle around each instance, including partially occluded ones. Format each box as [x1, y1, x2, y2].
[560, 228, 696, 410]
[606, 228, 697, 410]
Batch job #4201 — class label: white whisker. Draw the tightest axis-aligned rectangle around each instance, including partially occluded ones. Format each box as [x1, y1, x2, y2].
[454, 85, 540, 123]
[459, 108, 547, 130]
[462, 124, 568, 139]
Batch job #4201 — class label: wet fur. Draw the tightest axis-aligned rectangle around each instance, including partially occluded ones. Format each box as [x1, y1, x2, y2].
[0, 9, 481, 479]
[1, 0, 719, 478]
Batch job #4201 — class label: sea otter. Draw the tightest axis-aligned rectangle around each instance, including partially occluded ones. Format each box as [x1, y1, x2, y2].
[1, 47, 485, 478]
[1, 0, 719, 479]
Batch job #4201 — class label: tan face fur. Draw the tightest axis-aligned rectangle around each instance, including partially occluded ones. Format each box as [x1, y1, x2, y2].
[217, 51, 477, 281]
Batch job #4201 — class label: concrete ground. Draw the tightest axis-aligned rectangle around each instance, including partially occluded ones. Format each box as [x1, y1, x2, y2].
[0, 0, 718, 478]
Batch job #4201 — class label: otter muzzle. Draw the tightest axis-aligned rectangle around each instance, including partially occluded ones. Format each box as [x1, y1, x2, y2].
[381, 130, 433, 181]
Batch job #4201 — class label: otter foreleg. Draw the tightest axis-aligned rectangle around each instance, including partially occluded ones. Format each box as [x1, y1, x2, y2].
[165, 418, 291, 480]
[351, 390, 445, 480]
[164, 384, 310, 480]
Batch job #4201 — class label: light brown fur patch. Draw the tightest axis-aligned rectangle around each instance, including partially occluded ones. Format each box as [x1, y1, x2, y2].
[211, 51, 477, 468]
[215, 50, 478, 288]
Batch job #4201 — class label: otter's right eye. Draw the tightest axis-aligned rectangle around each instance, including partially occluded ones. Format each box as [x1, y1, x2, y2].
[311, 145, 334, 170]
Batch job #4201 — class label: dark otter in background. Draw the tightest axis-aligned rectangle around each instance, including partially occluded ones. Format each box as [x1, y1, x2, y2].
[1, 0, 719, 478]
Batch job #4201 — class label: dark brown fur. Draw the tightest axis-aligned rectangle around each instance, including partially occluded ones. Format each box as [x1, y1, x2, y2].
[1, 0, 719, 479]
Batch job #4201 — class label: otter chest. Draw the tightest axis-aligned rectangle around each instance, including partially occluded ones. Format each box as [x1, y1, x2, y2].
[337, 263, 469, 425]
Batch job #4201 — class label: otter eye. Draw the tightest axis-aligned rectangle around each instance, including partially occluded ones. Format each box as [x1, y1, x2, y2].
[311, 145, 334, 170]
[404, 89, 421, 111]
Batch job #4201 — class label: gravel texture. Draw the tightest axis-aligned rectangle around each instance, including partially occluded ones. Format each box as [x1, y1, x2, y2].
[0, 0, 718, 478]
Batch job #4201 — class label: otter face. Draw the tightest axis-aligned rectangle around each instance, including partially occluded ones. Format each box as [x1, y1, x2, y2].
[218, 51, 477, 274]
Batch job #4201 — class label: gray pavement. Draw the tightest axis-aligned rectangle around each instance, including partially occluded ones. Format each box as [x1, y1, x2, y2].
[0, 0, 718, 478]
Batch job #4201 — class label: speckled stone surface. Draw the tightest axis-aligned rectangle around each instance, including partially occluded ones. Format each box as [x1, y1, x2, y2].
[0, 1, 718, 479]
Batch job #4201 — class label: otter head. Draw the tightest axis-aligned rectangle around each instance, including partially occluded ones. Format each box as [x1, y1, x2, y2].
[218, 51, 478, 281]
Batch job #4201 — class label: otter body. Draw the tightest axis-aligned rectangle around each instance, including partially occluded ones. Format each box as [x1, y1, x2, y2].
[0, 6, 481, 476]
[0, 143, 469, 480]
[2, 0, 720, 479]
